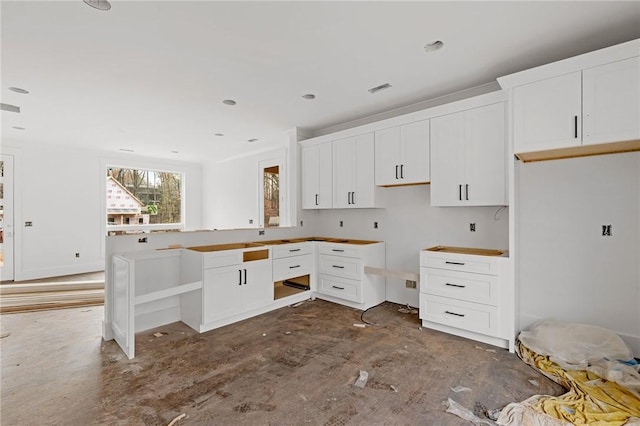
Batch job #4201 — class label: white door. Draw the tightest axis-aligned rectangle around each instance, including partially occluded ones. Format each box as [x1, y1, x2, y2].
[400, 120, 430, 184]
[374, 126, 402, 186]
[0, 154, 14, 281]
[352, 132, 375, 207]
[583, 56, 640, 145]
[513, 71, 582, 153]
[430, 111, 465, 206]
[464, 103, 507, 206]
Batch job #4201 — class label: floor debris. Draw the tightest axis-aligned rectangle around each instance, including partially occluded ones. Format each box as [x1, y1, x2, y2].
[451, 386, 472, 393]
[528, 379, 539, 387]
[445, 398, 496, 425]
[299, 394, 307, 401]
[354, 370, 369, 388]
[353, 323, 366, 328]
[485, 348, 497, 353]
[153, 332, 164, 338]
[167, 413, 187, 426]
[262, 333, 267, 337]
[285, 331, 291, 335]
[290, 301, 305, 308]
[390, 385, 398, 392]
[0, 332, 11, 339]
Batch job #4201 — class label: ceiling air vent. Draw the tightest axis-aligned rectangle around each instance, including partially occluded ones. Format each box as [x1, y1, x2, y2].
[1, 103, 20, 113]
[368, 83, 392, 94]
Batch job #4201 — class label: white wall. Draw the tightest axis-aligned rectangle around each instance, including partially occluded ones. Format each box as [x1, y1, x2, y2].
[2, 140, 202, 281]
[309, 185, 509, 307]
[517, 152, 640, 354]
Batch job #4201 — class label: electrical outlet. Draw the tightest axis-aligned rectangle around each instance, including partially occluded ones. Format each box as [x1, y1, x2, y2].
[374, 221, 378, 229]
[405, 280, 417, 289]
[300, 220, 303, 227]
[25, 221, 33, 227]
[258, 230, 265, 236]
[138, 237, 147, 243]
[470, 223, 476, 232]
[249, 219, 253, 224]
[339, 220, 343, 227]
[75, 253, 80, 258]
[602, 224, 612, 236]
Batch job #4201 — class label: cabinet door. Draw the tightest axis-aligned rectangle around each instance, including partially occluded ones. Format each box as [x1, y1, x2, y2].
[241, 259, 273, 312]
[352, 132, 375, 207]
[513, 71, 582, 153]
[464, 103, 507, 206]
[430, 111, 465, 206]
[203, 265, 241, 324]
[332, 136, 356, 208]
[301, 143, 332, 209]
[400, 120, 430, 184]
[374, 126, 402, 186]
[583, 56, 640, 145]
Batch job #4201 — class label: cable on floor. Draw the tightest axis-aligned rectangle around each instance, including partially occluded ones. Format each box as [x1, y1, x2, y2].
[360, 301, 385, 326]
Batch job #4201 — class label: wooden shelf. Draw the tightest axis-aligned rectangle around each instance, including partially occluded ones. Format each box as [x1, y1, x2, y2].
[134, 281, 202, 305]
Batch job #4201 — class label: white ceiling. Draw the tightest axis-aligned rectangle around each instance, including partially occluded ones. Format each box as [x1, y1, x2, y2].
[2, 1, 639, 163]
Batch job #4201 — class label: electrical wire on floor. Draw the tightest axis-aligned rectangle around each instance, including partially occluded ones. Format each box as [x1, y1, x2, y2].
[360, 301, 385, 326]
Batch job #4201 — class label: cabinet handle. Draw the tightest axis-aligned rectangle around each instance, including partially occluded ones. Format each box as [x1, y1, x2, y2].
[395, 165, 399, 179]
[238, 269, 242, 285]
[289, 265, 301, 269]
[459, 184, 462, 201]
[352, 192, 356, 204]
[445, 261, 465, 265]
[465, 184, 469, 201]
[243, 269, 247, 285]
[400, 164, 404, 179]
[332, 249, 345, 252]
[445, 311, 465, 317]
[332, 285, 345, 290]
[574, 115, 578, 139]
[445, 283, 466, 288]
[332, 265, 345, 269]
[289, 248, 301, 252]
[347, 192, 351, 205]
[315, 194, 318, 206]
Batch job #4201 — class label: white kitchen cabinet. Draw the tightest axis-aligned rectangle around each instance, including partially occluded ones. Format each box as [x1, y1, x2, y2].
[430, 102, 506, 206]
[419, 247, 512, 350]
[333, 133, 379, 208]
[375, 120, 430, 186]
[301, 142, 332, 209]
[315, 241, 385, 310]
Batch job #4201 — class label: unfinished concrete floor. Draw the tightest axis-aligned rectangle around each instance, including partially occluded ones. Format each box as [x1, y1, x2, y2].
[1, 300, 564, 425]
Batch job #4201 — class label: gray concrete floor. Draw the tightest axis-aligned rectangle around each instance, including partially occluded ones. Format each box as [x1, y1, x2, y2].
[0, 300, 564, 425]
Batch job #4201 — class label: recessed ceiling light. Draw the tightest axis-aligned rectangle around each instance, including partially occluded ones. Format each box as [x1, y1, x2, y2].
[222, 99, 237, 106]
[83, 0, 111, 11]
[119, 148, 134, 153]
[368, 83, 392, 94]
[0, 103, 20, 113]
[9, 87, 29, 94]
[214, 133, 224, 137]
[171, 150, 179, 154]
[248, 138, 258, 143]
[12, 126, 25, 130]
[302, 94, 316, 100]
[424, 40, 444, 52]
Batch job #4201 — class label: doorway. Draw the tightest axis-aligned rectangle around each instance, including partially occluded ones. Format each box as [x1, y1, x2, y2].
[0, 154, 14, 281]
[258, 156, 286, 229]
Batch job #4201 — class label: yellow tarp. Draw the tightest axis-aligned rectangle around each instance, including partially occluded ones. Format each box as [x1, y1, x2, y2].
[515, 340, 640, 425]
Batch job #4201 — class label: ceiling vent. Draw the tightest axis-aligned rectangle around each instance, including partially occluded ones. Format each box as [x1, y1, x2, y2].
[368, 83, 392, 94]
[1, 103, 20, 113]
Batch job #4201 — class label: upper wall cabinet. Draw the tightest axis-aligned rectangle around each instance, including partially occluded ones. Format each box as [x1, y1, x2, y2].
[332, 133, 380, 209]
[499, 39, 640, 161]
[301, 143, 332, 209]
[375, 120, 430, 186]
[430, 102, 507, 207]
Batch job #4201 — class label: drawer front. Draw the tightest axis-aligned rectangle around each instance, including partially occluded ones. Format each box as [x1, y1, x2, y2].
[420, 294, 498, 337]
[273, 254, 313, 282]
[318, 274, 361, 303]
[203, 251, 243, 269]
[272, 243, 313, 259]
[319, 254, 360, 280]
[420, 252, 499, 275]
[319, 243, 360, 258]
[421, 268, 499, 306]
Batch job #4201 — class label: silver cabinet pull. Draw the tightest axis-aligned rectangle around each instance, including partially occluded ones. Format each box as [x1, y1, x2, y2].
[445, 283, 466, 288]
[445, 311, 465, 317]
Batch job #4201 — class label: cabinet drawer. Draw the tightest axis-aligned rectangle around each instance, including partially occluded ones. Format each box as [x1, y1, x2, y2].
[420, 294, 498, 337]
[318, 274, 361, 303]
[272, 243, 313, 259]
[203, 251, 243, 269]
[421, 268, 498, 306]
[319, 243, 360, 258]
[273, 254, 313, 282]
[319, 255, 360, 280]
[420, 253, 500, 275]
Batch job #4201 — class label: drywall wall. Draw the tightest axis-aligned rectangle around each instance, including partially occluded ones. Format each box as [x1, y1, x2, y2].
[517, 152, 640, 355]
[309, 185, 510, 307]
[2, 140, 202, 281]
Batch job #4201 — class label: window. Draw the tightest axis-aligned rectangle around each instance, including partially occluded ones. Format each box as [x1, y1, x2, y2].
[106, 167, 183, 235]
[263, 165, 280, 227]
